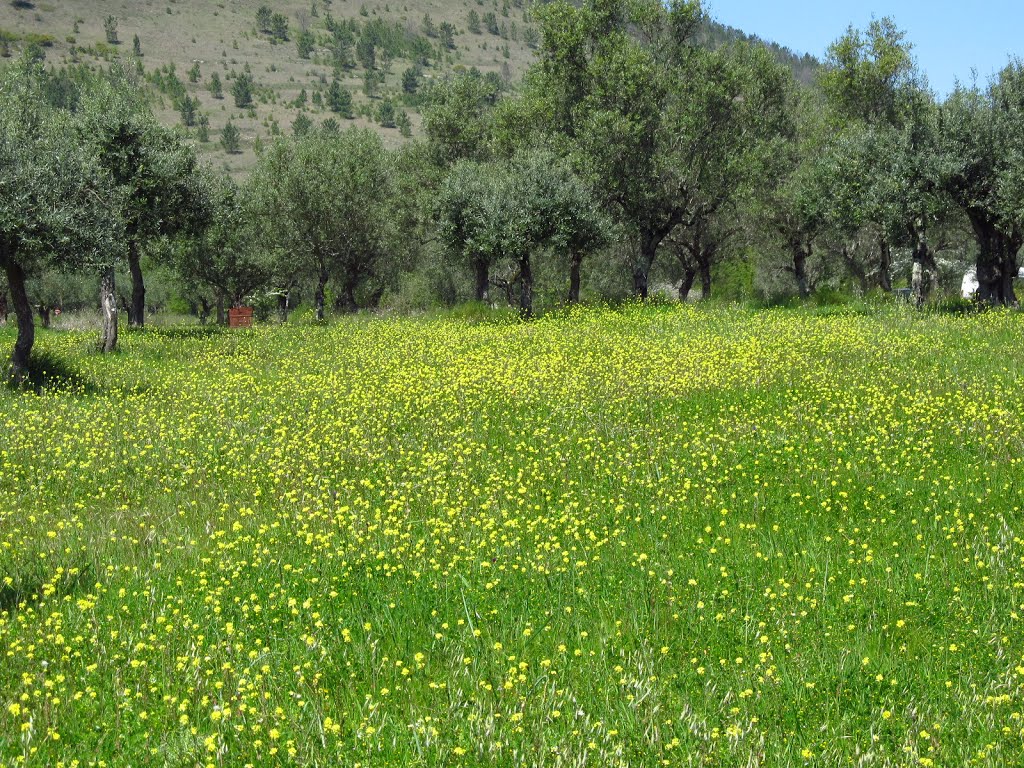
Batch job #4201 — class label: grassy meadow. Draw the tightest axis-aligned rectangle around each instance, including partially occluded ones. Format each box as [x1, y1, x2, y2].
[1, 304, 1023, 767]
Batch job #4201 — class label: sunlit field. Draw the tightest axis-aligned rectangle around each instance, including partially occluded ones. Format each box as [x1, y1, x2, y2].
[1, 304, 1023, 767]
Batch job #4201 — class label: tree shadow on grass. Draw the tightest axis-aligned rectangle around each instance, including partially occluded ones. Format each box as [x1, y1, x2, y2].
[0, 562, 93, 615]
[14, 350, 103, 396]
[140, 324, 227, 340]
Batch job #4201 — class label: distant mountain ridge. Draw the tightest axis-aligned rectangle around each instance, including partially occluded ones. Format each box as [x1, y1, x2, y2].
[696, 18, 820, 86]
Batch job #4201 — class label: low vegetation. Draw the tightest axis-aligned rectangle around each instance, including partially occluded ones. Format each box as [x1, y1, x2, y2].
[1, 1, 1023, 761]
[1, 304, 1023, 765]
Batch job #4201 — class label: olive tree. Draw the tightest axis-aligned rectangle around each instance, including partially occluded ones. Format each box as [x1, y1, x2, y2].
[435, 160, 501, 302]
[435, 148, 607, 315]
[524, 0, 718, 298]
[0, 63, 121, 382]
[79, 76, 209, 329]
[248, 128, 395, 319]
[170, 171, 271, 323]
[940, 62, 1024, 305]
[663, 41, 795, 301]
[816, 18, 950, 297]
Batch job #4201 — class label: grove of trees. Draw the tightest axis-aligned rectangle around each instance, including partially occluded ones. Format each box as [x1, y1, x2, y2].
[4, 0, 1024, 382]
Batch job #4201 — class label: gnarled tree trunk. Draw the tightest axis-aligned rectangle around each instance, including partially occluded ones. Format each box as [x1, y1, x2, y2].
[128, 240, 146, 328]
[567, 251, 583, 305]
[841, 244, 869, 296]
[474, 258, 490, 303]
[678, 266, 696, 301]
[632, 211, 685, 300]
[519, 255, 533, 319]
[37, 303, 51, 329]
[795, 254, 809, 299]
[790, 239, 811, 299]
[197, 297, 211, 325]
[911, 261, 924, 307]
[910, 225, 932, 308]
[877, 236, 892, 293]
[697, 253, 712, 301]
[970, 215, 1021, 306]
[99, 267, 118, 354]
[4, 259, 33, 384]
[277, 291, 290, 323]
[632, 232, 659, 300]
[314, 268, 329, 321]
[909, 224, 937, 309]
[337, 281, 358, 314]
[0, 282, 8, 326]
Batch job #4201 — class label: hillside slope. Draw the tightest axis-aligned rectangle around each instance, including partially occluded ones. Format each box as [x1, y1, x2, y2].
[0, 0, 819, 174]
[1, 0, 541, 172]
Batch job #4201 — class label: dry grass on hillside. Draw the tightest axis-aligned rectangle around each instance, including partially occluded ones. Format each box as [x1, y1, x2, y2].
[0, 0, 539, 172]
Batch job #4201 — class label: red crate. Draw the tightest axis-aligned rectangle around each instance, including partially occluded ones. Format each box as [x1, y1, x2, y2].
[228, 306, 254, 328]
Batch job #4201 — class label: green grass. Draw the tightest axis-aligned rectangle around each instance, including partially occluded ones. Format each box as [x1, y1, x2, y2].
[1, 304, 1023, 766]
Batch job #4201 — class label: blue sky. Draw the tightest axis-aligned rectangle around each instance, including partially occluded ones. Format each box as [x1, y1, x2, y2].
[705, 0, 1023, 97]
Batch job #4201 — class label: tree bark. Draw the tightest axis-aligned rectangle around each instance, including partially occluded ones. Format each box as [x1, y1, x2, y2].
[698, 255, 712, 301]
[37, 304, 51, 329]
[0, 286, 7, 326]
[338, 282, 358, 314]
[632, 248, 653, 299]
[928, 260, 940, 298]
[314, 269, 328, 321]
[519, 255, 533, 319]
[790, 252, 806, 301]
[791, 240, 810, 299]
[216, 295, 226, 325]
[4, 259, 33, 384]
[678, 266, 696, 301]
[841, 245, 868, 295]
[99, 267, 118, 354]
[632, 229, 663, 300]
[474, 258, 490, 303]
[1001, 246, 1020, 307]
[910, 226, 930, 308]
[567, 251, 583, 304]
[969, 215, 1020, 305]
[277, 291, 290, 322]
[631, 265, 649, 300]
[197, 297, 211, 325]
[911, 261, 924, 307]
[877, 236, 892, 293]
[128, 240, 146, 328]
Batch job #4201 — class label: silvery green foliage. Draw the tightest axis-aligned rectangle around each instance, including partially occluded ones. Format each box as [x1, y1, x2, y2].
[0, 62, 122, 274]
[247, 128, 396, 309]
[938, 61, 1024, 303]
[77, 76, 209, 244]
[170, 171, 271, 308]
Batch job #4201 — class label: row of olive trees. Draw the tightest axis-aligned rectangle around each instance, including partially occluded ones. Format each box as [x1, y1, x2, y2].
[423, 0, 1024, 307]
[767, 19, 1024, 306]
[419, 0, 798, 308]
[1, 53, 415, 381]
[0, 58, 219, 382]
[147, 8, 1024, 313]
[7, 1, 1024, 382]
